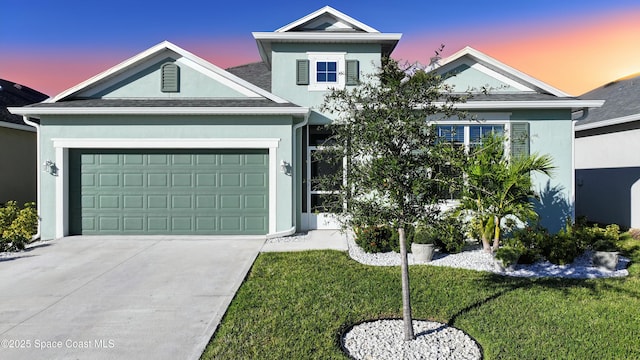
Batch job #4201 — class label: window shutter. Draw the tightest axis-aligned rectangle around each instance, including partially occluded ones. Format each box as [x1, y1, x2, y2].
[345, 60, 359, 85]
[296, 60, 309, 85]
[510, 122, 530, 159]
[161, 63, 179, 92]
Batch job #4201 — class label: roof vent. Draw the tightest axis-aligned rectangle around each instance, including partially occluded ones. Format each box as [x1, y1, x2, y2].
[161, 63, 180, 92]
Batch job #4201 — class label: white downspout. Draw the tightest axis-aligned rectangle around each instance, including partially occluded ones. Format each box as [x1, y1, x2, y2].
[22, 116, 41, 241]
[265, 112, 310, 239]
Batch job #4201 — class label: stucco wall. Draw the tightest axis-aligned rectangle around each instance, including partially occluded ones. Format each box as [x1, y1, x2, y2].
[512, 109, 574, 232]
[38, 115, 295, 239]
[0, 127, 36, 205]
[270, 43, 381, 113]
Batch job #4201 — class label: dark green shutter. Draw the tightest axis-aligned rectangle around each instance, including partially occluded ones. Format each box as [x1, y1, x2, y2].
[345, 60, 359, 85]
[296, 60, 309, 85]
[161, 63, 179, 92]
[510, 122, 530, 159]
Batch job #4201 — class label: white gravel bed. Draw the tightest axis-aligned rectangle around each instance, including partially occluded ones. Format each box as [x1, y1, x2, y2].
[347, 235, 630, 279]
[343, 319, 481, 360]
[265, 232, 311, 243]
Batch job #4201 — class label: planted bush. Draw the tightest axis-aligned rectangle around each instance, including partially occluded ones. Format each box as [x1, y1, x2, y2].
[354, 225, 393, 253]
[433, 214, 467, 254]
[0, 201, 38, 252]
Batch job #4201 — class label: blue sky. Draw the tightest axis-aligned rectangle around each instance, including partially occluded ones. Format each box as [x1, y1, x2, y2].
[2, 1, 639, 95]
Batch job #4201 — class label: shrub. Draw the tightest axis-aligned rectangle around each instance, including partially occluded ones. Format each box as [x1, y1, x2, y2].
[502, 229, 543, 264]
[433, 214, 467, 254]
[495, 245, 523, 268]
[412, 226, 437, 245]
[354, 225, 392, 253]
[0, 201, 38, 252]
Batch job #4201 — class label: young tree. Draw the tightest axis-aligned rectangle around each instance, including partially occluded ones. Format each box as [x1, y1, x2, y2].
[318, 57, 468, 340]
[461, 133, 555, 252]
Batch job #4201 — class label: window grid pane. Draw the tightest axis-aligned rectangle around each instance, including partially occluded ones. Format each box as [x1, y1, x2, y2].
[316, 61, 338, 83]
[437, 125, 465, 145]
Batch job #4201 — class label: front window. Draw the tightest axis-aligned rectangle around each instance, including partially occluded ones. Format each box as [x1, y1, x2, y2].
[435, 123, 507, 200]
[316, 61, 337, 83]
[436, 124, 505, 152]
[307, 52, 345, 91]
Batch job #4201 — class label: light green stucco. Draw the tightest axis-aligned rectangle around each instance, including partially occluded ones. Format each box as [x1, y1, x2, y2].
[442, 64, 522, 92]
[270, 43, 382, 115]
[37, 115, 295, 239]
[95, 58, 250, 99]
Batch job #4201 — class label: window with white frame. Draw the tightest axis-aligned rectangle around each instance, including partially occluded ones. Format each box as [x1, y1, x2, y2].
[307, 53, 346, 91]
[434, 122, 529, 199]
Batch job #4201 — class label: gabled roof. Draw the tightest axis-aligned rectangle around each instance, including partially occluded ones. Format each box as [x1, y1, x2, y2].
[434, 46, 571, 98]
[47, 41, 290, 104]
[0, 79, 47, 129]
[575, 73, 640, 131]
[253, 6, 401, 68]
[10, 41, 310, 118]
[275, 6, 379, 33]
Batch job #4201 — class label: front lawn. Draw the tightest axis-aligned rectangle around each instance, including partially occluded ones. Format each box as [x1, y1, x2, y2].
[201, 240, 640, 359]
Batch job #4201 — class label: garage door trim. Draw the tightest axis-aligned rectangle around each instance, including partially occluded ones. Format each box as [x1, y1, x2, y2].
[52, 138, 280, 238]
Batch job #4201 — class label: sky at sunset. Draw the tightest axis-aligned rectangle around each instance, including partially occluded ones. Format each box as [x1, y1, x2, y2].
[1, 1, 639, 97]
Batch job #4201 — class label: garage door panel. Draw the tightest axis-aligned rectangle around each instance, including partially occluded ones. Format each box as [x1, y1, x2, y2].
[69, 149, 268, 235]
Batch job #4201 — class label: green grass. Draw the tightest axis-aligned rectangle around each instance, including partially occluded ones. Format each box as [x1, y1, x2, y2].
[201, 237, 640, 359]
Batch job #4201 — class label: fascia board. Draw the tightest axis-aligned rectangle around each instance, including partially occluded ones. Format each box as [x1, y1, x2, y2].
[275, 6, 380, 33]
[575, 113, 640, 131]
[8, 106, 310, 117]
[48, 41, 291, 105]
[48, 41, 177, 103]
[430, 100, 605, 109]
[252, 32, 402, 42]
[0, 120, 36, 132]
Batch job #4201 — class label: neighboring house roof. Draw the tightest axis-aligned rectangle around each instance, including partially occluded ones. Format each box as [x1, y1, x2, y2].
[0, 79, 48, 129]
[575, 73, 640, 131]
[226, 62, 271, 92]
[253, 6, 402, 68]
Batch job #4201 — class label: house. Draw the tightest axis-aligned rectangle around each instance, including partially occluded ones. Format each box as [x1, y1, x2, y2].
[575, 73, 640, 229]
[0, 79, 48, 205]
[9, 6, 602, 239]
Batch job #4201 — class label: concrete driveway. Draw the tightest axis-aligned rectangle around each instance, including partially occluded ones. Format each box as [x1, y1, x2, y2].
[0, 236, 264, 360]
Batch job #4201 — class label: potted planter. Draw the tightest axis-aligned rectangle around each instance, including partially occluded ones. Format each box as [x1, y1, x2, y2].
[591, 239, 619, 271]
[412, 227, 437, 263]
[592, 251, 619, 271]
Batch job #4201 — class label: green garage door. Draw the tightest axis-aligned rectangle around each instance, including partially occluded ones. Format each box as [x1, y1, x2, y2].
[69, 149, 269, 235]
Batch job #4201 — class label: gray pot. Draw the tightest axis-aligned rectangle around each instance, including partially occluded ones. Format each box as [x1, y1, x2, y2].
[592, 251, 619, 271]
[412, 243, 435, 263]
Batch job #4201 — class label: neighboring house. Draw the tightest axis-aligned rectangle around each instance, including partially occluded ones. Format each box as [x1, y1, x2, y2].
[0, 79, 48, 205]
[575, 73, 640, 229]
[9, 6, 602, 239]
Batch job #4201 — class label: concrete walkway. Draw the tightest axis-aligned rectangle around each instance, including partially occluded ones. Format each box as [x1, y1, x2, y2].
[0, 236, 264, 360]
[261, 229, 349, 252]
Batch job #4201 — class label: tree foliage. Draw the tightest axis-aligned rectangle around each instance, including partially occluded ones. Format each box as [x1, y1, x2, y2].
[318, 57, 469, 340]
[460, 133, 555, 252]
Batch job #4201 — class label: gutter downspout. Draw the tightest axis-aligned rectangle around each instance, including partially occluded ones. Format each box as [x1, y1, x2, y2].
[22, 116, 41, 241]
[265, 111, 310, 239]
[570, 107, 589, 224]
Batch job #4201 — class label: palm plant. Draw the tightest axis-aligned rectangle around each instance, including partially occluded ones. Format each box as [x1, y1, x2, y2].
[461, 133, 554, 252]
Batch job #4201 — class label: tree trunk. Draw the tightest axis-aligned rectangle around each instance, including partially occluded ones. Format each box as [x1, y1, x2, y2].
[492, 216, 501, 251]
[398, 227, 415, 341]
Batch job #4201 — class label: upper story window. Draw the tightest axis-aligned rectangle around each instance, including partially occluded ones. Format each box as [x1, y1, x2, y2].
[307, 53, 345, 91]
[316, 61, 337, 83]
[297, 52, 359, 91]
